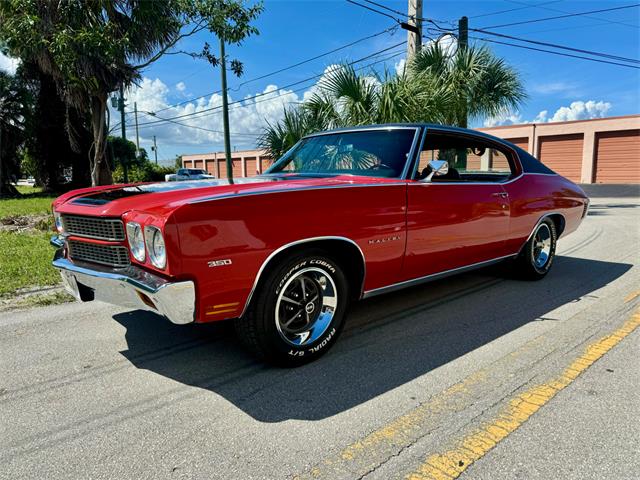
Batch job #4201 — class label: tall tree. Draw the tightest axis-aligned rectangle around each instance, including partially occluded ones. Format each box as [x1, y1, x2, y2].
[410, 42, 526, 127]
[259, 43, 526, 161]
[0, 69, 33, 196]
[0, 0, 262, 186]
[259, 64, 452, 159]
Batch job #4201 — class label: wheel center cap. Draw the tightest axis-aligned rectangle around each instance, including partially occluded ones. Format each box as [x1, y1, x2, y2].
[305, 302, 315, 314]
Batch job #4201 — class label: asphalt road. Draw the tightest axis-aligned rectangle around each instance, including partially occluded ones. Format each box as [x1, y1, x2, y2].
[2, 193, 639, 480]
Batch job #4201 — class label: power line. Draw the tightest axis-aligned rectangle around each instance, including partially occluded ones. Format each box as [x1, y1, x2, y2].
[504, 0, 639, 29]
[355, 0, 452, 25]
[469, 27, 640, 64]
[130, 47, 407, 134]
[137, 110, 261, 136]
[469, 0, 563, 20]
[481, 3, 640, 29]
[345, 0, 401, 22]
[149, 25, 398, 115]
[135, 41, 407, 127]
[361, 0, 409, 18]
[470, 35, 640, 69]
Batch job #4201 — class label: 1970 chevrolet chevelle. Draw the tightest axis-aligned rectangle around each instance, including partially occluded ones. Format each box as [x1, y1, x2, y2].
[51, 124, 589, 365]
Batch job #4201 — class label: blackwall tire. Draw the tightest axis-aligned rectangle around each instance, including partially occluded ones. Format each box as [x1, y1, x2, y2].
[234, 250, 349, 367]
[516, 218, 557, 280]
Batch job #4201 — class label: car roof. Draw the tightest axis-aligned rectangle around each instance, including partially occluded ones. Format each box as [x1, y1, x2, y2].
[303, 123, 519, 150]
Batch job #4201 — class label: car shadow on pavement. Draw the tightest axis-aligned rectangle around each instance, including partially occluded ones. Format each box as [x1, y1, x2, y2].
[113, 256, 631, 423]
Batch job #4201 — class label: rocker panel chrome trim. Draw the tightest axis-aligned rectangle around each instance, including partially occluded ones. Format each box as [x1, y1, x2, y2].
[362, 253, 517, 298]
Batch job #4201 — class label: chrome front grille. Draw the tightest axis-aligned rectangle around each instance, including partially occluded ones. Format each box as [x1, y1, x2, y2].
[68, 240, 130, 268]
[62, 215, 125, 241]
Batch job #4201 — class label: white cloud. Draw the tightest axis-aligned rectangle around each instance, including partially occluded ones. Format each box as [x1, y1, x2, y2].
[547, 100, 611, 122]
[530, 81, 581, 97]
[394, 58, 406, 76]
[175, 81, 186, 92]
[112, 76, 307, 153]
[0, 52, 19, 74]
[484, 100, 612, 127]
[483, 112, 523, 128]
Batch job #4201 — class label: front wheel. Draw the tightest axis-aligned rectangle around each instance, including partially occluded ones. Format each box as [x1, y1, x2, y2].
[515, 218, 557, 280]
[235, 250, 349, 366]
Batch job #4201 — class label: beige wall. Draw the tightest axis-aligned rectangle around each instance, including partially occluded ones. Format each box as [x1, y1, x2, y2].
[182, 149, 272, 178]
[181, 115, 640, 183]
[478, 114, 640, 183]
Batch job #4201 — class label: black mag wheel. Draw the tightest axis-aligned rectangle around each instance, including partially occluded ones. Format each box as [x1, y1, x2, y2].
[235, 250, 349, 366]
[275, 267, 338, 347]
[515, 218, 557, 280]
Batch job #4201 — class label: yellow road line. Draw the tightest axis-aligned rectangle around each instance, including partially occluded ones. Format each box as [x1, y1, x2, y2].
[406, 308, 640, 480]
[624, 290, 640, 303]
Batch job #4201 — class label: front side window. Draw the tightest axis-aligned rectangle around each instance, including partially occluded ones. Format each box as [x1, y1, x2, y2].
[267, 129, 418, 178]
[414, 132, 516, 182]
[189, 169, 206, 175]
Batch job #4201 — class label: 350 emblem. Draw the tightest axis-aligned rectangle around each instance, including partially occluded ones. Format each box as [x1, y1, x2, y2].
[208, 259, 232, 267]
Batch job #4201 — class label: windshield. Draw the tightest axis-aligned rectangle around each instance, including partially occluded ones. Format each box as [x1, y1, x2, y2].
[266, 128, 418, 178]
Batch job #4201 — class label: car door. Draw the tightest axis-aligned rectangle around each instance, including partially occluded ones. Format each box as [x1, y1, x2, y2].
[401, 130, 515, 281]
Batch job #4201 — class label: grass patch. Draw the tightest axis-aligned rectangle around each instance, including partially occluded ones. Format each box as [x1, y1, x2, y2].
[0, 186, 56, 219]
[11, 291, 74, 310]
[0, 231, 59, 296]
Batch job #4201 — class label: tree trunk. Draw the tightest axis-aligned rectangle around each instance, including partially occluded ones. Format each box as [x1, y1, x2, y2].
[90, 94, 112, 186]
[35, 72, 62, 192]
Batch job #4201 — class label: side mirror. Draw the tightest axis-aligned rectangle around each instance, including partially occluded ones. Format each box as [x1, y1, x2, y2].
[425, 160, 449, 182]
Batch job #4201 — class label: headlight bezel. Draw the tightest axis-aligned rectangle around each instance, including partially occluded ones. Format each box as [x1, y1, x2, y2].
[126, 222, 146, 262]
[53, 210, 64, 233]
[144, 225, 166, 269]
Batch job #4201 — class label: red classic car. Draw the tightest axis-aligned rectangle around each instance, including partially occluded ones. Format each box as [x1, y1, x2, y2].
[51, 124, 589, 365]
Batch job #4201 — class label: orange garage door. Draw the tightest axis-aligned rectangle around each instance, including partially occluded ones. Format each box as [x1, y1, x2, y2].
[538, 134, 583, 182]
[594, 130, 640, 184]
[245, 157, 258, 177]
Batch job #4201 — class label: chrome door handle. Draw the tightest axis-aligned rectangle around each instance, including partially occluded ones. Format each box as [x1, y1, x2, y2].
[492, 192, 509, 198]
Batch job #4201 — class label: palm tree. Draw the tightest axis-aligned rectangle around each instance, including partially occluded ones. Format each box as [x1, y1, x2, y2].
[410, 42, 526, 128]
[0, 70, 33, 196]
[259, 65, 453, 159]
[259, 43, 526, 161]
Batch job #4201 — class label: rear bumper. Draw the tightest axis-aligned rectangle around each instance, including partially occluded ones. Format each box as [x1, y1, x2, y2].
[51, 244, 195, 325]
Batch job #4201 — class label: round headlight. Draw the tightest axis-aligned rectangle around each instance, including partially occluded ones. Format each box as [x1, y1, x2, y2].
[145, 226, 166, 269]
[53, 211, 64, 233]
[126, 222, 145, 262]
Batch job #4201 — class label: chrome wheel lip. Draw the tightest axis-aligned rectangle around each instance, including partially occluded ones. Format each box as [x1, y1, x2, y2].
[275, 267, 338, 347]
[532, 223, 552, 269]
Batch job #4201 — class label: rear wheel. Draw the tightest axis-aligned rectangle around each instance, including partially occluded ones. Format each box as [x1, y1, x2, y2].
[235, 250, 349, 366]
[515, 218, 557, 280]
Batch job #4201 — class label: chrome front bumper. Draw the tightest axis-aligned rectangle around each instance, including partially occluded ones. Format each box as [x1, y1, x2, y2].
[51, 241, 195, 325]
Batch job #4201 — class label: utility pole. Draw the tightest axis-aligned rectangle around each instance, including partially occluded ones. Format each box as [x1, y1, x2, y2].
[152, 135, 158, 164]
[457, 15, 469, 170]
[406, 0, 423, 59]
[134, 102, 140, 158]
[458, 15, 469, 129]
[219, 35, 233, 183]
[118, 84, 129, 183]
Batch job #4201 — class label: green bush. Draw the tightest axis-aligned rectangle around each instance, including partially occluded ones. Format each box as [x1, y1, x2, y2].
[113, 161, 175, 183]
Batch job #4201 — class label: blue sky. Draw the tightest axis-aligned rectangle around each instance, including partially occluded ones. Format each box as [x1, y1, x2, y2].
[2, 0, 639, 164]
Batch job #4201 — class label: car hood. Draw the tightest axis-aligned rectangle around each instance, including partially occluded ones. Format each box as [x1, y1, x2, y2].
[53, 174, 401, 217]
